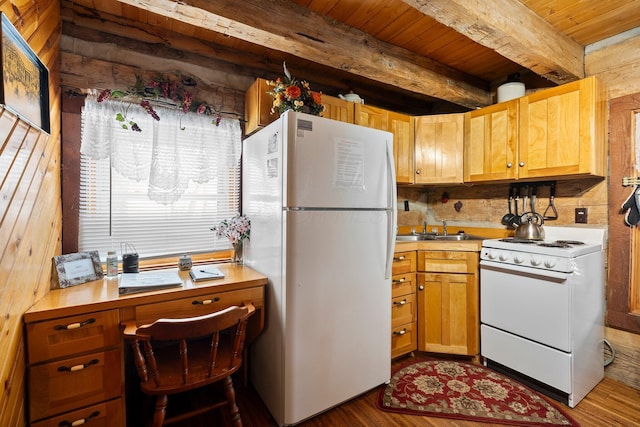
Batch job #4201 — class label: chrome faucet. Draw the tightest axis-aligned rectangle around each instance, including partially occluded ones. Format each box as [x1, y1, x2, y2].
[442, 220, 448, 236]
[422, 221, 427, 234]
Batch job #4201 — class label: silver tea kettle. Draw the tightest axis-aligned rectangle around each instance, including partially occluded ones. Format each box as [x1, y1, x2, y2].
[515, 212, 545, 240]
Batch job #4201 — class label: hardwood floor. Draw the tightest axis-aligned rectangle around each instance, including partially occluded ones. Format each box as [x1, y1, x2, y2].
[177, 354, 640, 426]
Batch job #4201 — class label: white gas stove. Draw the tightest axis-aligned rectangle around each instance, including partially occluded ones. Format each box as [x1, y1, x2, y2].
[481, 226, 605, 273]
[480, 225, 607, 408]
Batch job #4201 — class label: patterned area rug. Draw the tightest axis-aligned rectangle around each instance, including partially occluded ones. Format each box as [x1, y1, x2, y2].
[376, 358, 580, 426]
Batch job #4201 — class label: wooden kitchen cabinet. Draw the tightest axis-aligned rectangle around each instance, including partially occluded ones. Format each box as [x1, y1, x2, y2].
[320, 94, 355, 123]
[518, 76, 606, 179]
[416, 250, 479, 356]
[464, 99, 519, 182]
[464, 76, 606, 183]
[355, 104, 414, 184]
[245, 77, 277, 136]
[245, 79, 356, 135]
[391, 250, 417, 358]
[414, 113, 465, 184]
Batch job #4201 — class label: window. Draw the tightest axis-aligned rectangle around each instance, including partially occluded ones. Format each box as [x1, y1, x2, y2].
[78, 98, 242, 261]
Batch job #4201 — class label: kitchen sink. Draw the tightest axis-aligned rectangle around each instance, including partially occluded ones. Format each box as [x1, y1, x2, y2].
[396, 232, 486, 242]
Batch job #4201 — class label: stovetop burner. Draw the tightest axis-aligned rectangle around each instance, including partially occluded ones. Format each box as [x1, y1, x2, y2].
[499, 238, 538, 244]
[499, 238, 586, 248]
[555, 240, 585, 246]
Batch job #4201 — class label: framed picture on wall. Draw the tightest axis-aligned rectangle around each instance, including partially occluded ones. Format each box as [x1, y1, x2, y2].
[0, 13, 50, 133]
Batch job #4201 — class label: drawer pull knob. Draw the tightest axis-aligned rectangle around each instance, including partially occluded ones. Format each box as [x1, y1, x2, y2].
[58, 411, 100, 426]
[54, 318, 96, 331]
[393, 328, 407, 336]
[58, 359, 99, 372]
[419, 285, 424, 290]
[192, 297, 220, 305]
[393, 299, 407, 306]
[392, 277, 406, 284]
[393, 256, 405, 261]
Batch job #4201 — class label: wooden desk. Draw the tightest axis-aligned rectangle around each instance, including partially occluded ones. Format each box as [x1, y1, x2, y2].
[23, 264, 267, 427]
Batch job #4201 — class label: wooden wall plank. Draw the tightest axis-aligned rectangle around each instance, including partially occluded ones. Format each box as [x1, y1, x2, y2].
[0, 1, 61, 425]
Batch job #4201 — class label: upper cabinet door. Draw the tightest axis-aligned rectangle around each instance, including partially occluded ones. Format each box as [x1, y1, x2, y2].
[464, 100, 519, 183]
[355, 104, 389, 130]
[519, 76, 606, 179]
[355, 104, 414, 185]
[414, 113, 464, 185]
[245, 78, 277, 136]
[388, 111, 414, 185]
[320, 95, 355, 123]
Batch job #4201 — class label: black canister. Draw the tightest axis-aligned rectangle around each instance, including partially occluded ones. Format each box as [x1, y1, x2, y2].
[122, 253, 139, 273]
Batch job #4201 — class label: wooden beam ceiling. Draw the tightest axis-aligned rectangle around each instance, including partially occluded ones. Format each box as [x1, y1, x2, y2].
[115, 0, 492, 109]
[402, 0, 585, 84]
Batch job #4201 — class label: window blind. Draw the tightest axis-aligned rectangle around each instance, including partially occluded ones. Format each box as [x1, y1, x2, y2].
[78, 98, 241, 260]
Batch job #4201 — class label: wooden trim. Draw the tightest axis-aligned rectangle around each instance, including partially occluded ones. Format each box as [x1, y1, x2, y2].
[607, 92, 640, 333]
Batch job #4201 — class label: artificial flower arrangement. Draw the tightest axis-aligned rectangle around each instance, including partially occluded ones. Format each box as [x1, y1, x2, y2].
[97, 75, 222, 131]
[268, 62, 325, 116]
[211, 214, 251, 246]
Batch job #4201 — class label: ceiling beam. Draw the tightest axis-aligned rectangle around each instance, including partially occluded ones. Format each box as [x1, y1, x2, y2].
[403, 0, 584, 84]
[116, 0, 491, 108]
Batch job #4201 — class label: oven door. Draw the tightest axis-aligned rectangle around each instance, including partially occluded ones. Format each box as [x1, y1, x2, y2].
[480, 260, 571, 352]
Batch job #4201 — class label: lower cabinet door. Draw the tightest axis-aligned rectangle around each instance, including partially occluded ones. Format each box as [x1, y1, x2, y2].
[30, 398, 122, 427]
[29, 348, 122, 421]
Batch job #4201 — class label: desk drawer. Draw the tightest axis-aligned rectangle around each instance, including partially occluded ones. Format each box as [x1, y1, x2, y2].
[26, 310, 120, 364]
[135, 287, 263, 324]
[30, 398, 122, 427]
[29, 348, 122, 421]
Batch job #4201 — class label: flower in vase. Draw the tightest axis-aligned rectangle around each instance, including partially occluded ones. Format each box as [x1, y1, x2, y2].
[211, 214, 251, 245]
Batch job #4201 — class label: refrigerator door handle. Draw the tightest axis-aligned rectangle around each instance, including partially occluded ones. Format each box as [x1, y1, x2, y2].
[385, 139, 397, 279]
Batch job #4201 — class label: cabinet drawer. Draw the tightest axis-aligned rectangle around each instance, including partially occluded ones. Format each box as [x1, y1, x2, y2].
[392, 293, 416, 327]
[26, 310, 120, 364]
[135, 287, 263, 325]
[392, 272, 415, 298]
[30, 398, 122, 427]
[391, 322, 417, 359]
[418, 250, 478, 273]
[29, 348, 122, 421]
[392, 251, 416, 275]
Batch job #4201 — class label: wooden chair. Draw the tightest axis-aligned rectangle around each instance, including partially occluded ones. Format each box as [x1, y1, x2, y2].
[122, 302, 256, 427]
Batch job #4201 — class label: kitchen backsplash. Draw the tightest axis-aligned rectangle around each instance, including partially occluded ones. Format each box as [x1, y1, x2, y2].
[397, 177, 607, 230]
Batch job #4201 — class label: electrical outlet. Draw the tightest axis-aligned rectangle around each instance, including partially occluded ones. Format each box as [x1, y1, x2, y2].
[575, 208, 588, 224]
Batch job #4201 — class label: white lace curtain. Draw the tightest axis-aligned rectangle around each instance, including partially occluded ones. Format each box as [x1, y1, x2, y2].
[80, 97, 242, 204]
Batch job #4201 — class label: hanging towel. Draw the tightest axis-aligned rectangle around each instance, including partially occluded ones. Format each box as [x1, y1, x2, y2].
[621, 186, 640, 226]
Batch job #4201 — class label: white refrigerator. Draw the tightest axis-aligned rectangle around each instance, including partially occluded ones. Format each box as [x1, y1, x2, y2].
[243, 110, 397, 426]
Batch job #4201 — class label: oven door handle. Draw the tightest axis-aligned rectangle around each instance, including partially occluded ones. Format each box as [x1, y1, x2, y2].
[480, 260, 569, 282]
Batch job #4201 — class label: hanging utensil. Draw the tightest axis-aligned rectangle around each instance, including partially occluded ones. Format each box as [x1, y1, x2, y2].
[531, 185, 537, 213]
[543, 182, 559, 220]
[509, 186, 522, 228]
[502, 185, 516, 225]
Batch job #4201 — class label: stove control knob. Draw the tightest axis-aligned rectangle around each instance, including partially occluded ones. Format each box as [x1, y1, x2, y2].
[544, 258, 556, 269]
[485, 250, 497, 260]
[513, 255, 524, 264]
[499, 252, 509, 261]
[530, 256, 542, 267]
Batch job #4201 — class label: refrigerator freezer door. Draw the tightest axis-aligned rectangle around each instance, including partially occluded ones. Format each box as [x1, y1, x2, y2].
[283, 111, 393, 209]
[282, 209, 391, 425]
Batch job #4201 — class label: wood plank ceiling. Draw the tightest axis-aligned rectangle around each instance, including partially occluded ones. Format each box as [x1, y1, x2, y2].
[61, 0, 640, 115]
